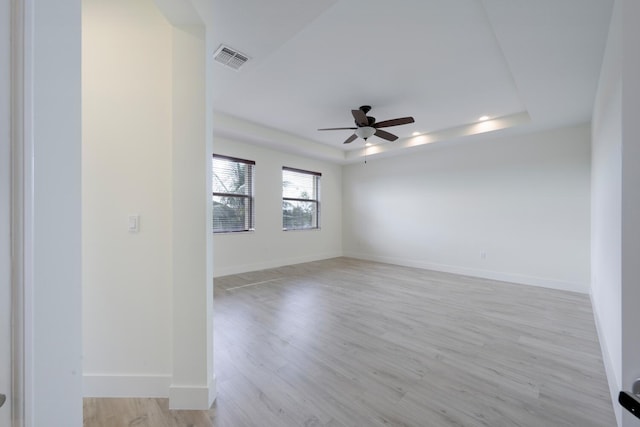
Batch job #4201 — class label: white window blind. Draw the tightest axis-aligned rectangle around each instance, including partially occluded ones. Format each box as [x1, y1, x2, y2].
[212, 154, 255, 233]
[282, 167, 321, 230]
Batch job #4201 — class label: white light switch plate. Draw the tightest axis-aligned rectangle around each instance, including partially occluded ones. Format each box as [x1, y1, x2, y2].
[128, 215, 140, 232]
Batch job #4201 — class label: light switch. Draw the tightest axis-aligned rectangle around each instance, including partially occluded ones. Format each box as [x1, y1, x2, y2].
[128, 215, 140, 233]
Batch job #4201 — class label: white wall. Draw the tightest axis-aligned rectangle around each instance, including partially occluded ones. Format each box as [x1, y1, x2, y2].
[213, 137, 343, 277]
[591, 0, 623, 422]
[82, 0, 174, 396]
[169, 21, 216, 409]
[592, 1, 640, 425]
[83, 0, 215, 407]
[620, 1, 640, 425]
[32, 0, 83, 424]
[343, 125, 592, 293]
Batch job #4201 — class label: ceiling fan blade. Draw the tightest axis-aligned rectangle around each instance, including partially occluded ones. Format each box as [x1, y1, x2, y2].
[374, 117, 415, 128]
[343, 134, 358, 144]
[318, 127, 357, 131]
[375, 129, 399, 141]
[352, 109, 369, 127]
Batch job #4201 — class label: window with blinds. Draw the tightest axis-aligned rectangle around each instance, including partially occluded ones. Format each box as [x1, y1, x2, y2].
[212, 154, 255, 233]
[282, 167, 321, 230]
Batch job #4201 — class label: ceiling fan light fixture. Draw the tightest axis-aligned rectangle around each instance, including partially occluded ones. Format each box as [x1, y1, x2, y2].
[356, 126, 376, 140]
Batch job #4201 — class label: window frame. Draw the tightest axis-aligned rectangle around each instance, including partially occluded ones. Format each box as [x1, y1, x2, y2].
[212, 154, 256, 233]
[282, 166, 321, 231]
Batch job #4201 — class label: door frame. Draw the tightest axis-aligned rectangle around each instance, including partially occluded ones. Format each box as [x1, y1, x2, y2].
[10, 0, 33, 425]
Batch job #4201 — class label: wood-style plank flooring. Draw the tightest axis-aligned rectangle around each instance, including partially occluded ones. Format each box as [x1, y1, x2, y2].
[84, 258, 615, 426]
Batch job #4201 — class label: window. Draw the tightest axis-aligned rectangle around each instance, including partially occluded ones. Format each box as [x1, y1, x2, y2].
[282, 167, 321, 230]
[212, 154, 255, 233]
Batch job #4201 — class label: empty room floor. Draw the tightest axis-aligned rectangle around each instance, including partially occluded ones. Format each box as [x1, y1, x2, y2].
[84, 258, 615, 426]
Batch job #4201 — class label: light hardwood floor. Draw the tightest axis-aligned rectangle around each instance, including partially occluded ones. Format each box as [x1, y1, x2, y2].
[84, 258, 615, 426]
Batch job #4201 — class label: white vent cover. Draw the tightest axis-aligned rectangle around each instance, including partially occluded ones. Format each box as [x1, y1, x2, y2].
[214, 45, 249, 70]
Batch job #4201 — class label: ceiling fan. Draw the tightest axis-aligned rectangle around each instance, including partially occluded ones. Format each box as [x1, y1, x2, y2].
[318, 105, 415, 144]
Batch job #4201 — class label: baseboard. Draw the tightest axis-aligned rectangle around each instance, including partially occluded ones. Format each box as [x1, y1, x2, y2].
[83, 373, 171, 398]
[589, 292, 622, 427]
[343, 252, 588, 294]
[169, 375, 217, 410]
[213, 252, 343, 278]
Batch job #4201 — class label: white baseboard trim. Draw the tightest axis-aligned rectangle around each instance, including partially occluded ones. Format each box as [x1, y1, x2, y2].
[589, 292, 622, 427]
[169, 375, 217, 410]
[343, 252, 588, 294]
[83, 373, 171, 398]
[83, 374, 218, 408]
[213, 252, 343, 278]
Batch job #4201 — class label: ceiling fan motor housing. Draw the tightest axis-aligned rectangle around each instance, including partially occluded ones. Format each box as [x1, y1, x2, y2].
[355, 106, 376, 127]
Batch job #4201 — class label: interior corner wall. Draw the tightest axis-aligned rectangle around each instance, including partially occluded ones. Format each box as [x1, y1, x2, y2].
[212, 137, 343, 277]
[169, 22, 216, 409]
[343, 125, 591, 293]
[82, 0, 174, 396]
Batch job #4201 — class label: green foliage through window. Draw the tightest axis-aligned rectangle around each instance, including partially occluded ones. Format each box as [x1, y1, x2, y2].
[282, 167, 321, 230]
[212, 155, 255, 232]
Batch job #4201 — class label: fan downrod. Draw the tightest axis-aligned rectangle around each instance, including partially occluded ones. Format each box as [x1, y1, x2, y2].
[359, 105, 372, 114]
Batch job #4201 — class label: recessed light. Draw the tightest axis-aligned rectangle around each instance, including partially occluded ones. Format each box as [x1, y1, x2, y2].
[478, 115, 490, 122]
[412, 132, 421, 136]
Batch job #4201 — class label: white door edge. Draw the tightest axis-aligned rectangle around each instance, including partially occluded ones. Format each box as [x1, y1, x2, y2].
[10, 0, 34, 425]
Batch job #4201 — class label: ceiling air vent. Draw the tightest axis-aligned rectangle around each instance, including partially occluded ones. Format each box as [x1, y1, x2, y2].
[214, 45, 249, 70]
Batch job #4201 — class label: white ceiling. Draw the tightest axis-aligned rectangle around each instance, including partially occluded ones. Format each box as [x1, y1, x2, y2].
[211, 0, 613, 162]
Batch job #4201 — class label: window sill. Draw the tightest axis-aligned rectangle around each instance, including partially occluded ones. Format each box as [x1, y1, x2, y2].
[213, 229, 255, 235]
